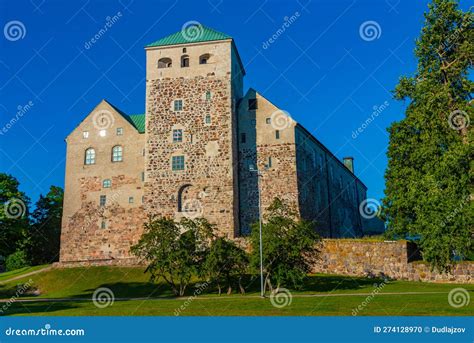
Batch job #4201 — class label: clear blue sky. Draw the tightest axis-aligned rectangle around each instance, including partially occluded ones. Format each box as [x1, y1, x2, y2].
[1, 0, 469, 205]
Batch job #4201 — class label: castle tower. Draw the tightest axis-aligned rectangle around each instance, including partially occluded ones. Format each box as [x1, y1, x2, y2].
[144, 25, 245, 237]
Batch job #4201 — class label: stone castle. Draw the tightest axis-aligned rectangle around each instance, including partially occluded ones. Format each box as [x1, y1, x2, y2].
[60, 25, 383, 264]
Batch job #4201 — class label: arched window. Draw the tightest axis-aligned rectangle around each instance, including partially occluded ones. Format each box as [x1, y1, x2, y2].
[112, 145, 123, 162]
[177, 184, 192, 212]
[199, 53, 211, 64]
[85, 148, 95, 165]
[158, 57, 172, 68]
[181, 55, 189, 68]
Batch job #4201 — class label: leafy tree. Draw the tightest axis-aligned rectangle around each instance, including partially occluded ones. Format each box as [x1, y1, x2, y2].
[250, 198, 319, 292]
[26, 186, 63, 265]
[0, 173, 30, 258]
[382, 0, 473, 271]
[202, 237, 248, 295]
[131, 217, 214, 296]
[5, 250, 29, 271]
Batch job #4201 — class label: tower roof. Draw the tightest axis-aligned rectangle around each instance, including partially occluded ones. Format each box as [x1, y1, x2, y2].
[146, 24, 231, 48]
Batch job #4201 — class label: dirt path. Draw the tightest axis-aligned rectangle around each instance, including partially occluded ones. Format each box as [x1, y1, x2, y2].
[0, 266, 52, 285]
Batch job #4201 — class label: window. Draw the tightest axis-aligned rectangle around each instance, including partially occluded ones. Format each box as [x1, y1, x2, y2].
[206, 91, 211, 100]
[100, 195, 106, 207]
[129, 197, 134, 204]
[267, 157, 272, 168]
[85, 148, 95, 165]
[172, 156, 185, 171]
[275, 130, 280, 139]
[174, 100, 183, 111]
[241, 133, 246, 143]
[205, 114, 211, 124]
[173, 129, 183, 142]
[158, 57, 172, 68]
[116, 127, 123, 136]
[112, 145, 123, 162]
[181, 55, 189, 67]
[248, 99, 257, 110]
[83, 131, 89, 138]
[190, 134, 193, 143]
[101, 221, 106, 229]
[142, 148, 145, 156]
[266, 118, 271, 124]
[182, 48, 187, 53]
[103, 179, 111, 188]
[141, 172, 145, 182]
[199, 53, 211, 64]
[142, 196, 145, 204]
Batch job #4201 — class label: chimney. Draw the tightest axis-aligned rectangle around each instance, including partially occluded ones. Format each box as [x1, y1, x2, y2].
[343, 157, 354, 173]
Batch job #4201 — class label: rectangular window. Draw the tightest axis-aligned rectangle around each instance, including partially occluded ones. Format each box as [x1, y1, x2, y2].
[116, 127, 123, 136]
[248, 99, 257, 110]
[103, 179, 111, 188]
[142, 148, 145, 156]
[205, 114, 211, 124]
[206, 91, 211, 100]
[172, 156, 185, 171]
[174, 100, 183, 111]
[275, 130, 280, 139]
[266, 118, 271, 124]
[83, 131, 89, 138]
[141, 171, 145, 182]
[129, 197, 134, 204]
[173, 129, 183, 142]
[241, 133, 246, 143]
[142, 196, 145, 204]
[267, 157, 272, 168]
[100, 195, 106, 207]
[101, 221, 106, 229]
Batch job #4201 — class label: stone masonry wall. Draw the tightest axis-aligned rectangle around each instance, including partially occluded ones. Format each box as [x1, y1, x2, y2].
[312, 239, 473, 283]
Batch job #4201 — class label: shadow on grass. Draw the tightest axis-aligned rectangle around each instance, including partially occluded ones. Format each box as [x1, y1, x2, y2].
[2, 301, 80, 316]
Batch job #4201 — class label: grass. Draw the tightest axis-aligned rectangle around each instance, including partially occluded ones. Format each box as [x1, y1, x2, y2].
[0, 264, 49, 283]
[0, 266, 472, 316]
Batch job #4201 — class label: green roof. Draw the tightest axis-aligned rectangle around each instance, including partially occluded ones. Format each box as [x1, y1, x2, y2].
[146, 25, 231, 47]
[127, 114, 145, 133]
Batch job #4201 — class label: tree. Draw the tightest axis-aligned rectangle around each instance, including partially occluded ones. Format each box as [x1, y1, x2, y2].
[26, 186, 63, 265]
[0, 173, 30, 258]
[250, 198, 319, 292]
[131, 217, 214, 296]
[382, 0, 473, 271]
[202, 237, 248, 295]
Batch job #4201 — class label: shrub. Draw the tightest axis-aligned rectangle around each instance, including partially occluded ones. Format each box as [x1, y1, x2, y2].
[5, 250, 30, 271]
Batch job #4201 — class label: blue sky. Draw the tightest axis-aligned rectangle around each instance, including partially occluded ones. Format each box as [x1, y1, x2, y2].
[0, 0, 468, 204]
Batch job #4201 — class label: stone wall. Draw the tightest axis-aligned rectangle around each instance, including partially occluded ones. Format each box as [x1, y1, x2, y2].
[312, 239, 473, 283]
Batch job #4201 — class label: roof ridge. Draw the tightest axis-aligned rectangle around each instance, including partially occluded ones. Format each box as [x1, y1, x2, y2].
[145, 24, 231, 48]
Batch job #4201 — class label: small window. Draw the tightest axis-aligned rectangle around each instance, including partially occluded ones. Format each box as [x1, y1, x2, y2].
[182, 48, 187, 53]
[129, 197, 134, 204]
[199, 54, 211, 64]
[142, 148, 145, 156]
[142, 196, 145, 204]
[173, 129, 183, 142]
[275, 130, 280, 139]
[141, 171, 145, 182]
[241, 133, 246, 143]
[100, 195, 106, 207]
[267, 157, 272, 168]
[205, 114, 211, 125]
[158, 57, 172, 68]
[266, 118, 271, 124]
[190, 134, 193, 143]
[103, 179, 111, 188]
[206, 91, 211, 100]
[172, 156, 185, 171]
[83, 131, 89, 138]
[112, 145, 123, 162]
[174, 100, 183, 111]
[101, 220, 106, 229]
[248, 99, 257, 110]
[181, 55, 189, 68]
[116, 128, 123, 136]
[85, 148, 95, 165]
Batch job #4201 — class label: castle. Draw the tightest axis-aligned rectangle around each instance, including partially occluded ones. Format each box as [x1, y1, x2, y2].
[59, 25, 383, 264]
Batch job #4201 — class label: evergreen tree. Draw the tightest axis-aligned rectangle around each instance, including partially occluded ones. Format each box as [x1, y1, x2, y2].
[383, 0, 473, 271]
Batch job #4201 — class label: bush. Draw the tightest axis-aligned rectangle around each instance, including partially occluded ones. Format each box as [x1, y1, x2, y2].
[5, 250, 30, 271]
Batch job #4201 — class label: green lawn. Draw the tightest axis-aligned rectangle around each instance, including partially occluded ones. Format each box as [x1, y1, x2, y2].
[0, 264, 49, 283]
[0, 266, 472, 316]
